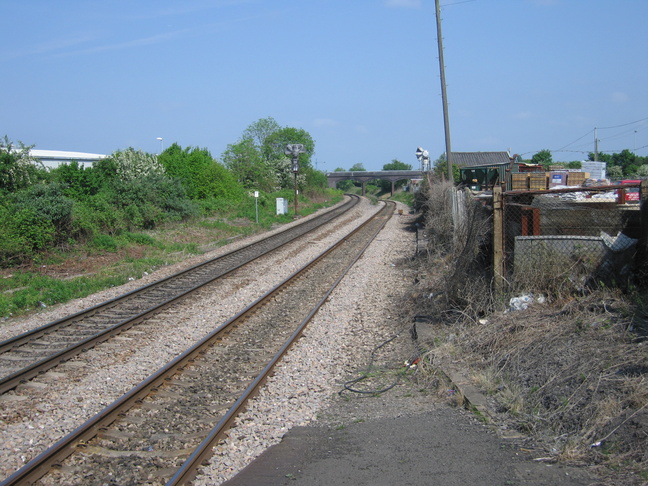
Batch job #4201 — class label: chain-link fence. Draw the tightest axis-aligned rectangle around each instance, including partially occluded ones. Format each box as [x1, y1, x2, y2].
[498, 182, 645, 292]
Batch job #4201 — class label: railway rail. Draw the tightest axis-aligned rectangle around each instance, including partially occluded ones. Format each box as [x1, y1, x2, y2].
[1, 200, 396, 486]
[0, 195, 360, 395]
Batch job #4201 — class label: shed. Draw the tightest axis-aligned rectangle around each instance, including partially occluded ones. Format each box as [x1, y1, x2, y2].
[453, 151, 517, 190]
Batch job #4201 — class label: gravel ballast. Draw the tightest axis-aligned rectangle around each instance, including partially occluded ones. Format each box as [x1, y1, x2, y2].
[0, 198, 417, 483]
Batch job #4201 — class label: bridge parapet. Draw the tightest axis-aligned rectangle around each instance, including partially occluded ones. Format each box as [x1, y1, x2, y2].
[326, 170, 424, 195]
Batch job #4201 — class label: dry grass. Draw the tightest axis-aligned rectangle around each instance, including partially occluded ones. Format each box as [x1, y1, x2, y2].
[409, 180, 648, 484]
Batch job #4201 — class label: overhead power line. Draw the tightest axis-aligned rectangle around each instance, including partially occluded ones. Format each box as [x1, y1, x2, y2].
[551, 116, 647, 156]
[597, 116, 648, 130]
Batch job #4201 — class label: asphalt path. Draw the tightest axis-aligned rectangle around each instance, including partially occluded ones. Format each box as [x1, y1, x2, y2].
[223, 394, 597, 486]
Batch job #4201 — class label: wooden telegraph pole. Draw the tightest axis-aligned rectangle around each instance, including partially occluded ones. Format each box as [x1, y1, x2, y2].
[435, 0, 453, 182]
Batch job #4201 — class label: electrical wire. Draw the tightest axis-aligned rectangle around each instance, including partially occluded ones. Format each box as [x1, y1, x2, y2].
[532, 117, 648, 158]
[553, 129, 594, 153]
[339, 332, 412, 396]
[596, 116, 648, 130]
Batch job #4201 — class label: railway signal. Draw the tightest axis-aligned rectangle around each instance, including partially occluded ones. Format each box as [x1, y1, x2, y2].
[284, 144, 306, 215]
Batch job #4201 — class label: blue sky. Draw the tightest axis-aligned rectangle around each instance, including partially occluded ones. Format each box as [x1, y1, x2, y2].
[1, 0, 647, 172]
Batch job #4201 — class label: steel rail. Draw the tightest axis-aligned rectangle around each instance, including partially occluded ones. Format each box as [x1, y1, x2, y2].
[0, 201, 395, 486]
[169, 201, 396, 485]
[0, 195, 359, 394]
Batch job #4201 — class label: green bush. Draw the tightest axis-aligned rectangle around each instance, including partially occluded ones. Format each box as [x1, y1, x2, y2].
[105, 173, 197, 229]
[50, 161, 102, 199]
[70, 200, 101, 241]
[13, 208, 56, 251]
[304, 168, 328, 189]
[124, 232, 159, 246]
[0, 205, 31, 266]
[0, 136, 48, 193]
[90, 234, 119, 252]
[12, 183, 74, 243]
[159, 143, 245, 201]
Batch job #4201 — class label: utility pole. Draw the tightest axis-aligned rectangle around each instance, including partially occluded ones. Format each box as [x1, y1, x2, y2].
[435, 0, 453, 182]
[594, 128, 599, 161]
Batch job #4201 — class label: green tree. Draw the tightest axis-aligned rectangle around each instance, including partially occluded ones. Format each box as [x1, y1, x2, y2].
[222, 118, 317, 193]
[611, 149, 638, 176]
[262, 127, 316, 192]
[159, 143, 243, 200]
[0, 136, 46, 193]
[531, 149, 552, 168]
[432, 153, 460, 182]
[222, 138, 274, 191]
[383, 159, 412, 171]
[349, 163, 366, 171]
[241, 116, 281, 149]
[262, 127, 315, 171]
[587, 152, 612, 163]
[380, 159, 413, 192]
[634, 164, 648, 177]
[607, 165, 623, 180]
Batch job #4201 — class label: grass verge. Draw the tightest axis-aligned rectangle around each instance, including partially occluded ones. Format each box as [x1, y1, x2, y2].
[0, 192, 343, 321]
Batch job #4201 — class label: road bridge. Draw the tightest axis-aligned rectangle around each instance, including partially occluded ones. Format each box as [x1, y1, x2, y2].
[326, 170, 424, 195]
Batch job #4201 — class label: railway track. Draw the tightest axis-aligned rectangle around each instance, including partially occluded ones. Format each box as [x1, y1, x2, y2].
[1, 200, 396, 486]
[0, 196, 360, 395]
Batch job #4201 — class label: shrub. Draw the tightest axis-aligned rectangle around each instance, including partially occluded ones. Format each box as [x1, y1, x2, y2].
[12, 208, 56, 252]
[50, 160, 102, 199]
[0, 136, 47, 193]
[105, 173, 197, 229]
[0, 205, 32, 266]
[159, 143, 245, 201]
[105, 147, 164, 182]
[304, 167, 328, 189]
[11, 183, 74, 245]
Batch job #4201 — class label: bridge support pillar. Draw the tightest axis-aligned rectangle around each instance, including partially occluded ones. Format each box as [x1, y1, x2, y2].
[391, 181, 395, 196]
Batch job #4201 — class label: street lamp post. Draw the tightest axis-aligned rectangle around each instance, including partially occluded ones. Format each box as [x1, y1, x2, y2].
[284, 144, 306, 216]
[156, 137, 163, 154]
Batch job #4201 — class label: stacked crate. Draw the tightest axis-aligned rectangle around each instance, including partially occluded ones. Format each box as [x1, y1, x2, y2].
[511, 173, 528, 190]
[529, 173, 548, 190]
[566, 172, 588, 186]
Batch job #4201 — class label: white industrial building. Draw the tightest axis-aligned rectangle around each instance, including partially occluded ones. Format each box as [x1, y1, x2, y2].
[30, 149, 107, 169]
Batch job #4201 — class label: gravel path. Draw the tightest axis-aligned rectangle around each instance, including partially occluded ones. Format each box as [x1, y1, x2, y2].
[0, 198, 417, 483]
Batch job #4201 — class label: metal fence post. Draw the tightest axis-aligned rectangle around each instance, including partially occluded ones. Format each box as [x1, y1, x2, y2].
[493, 186, 505, 293]
[639, 180, 648, 282]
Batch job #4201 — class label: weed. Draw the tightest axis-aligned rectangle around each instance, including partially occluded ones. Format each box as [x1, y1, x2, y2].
[470, 405, 489, 424]
[91, 234, 120, 252]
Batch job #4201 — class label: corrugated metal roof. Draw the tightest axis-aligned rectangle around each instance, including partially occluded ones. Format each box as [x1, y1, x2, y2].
[450, 151, 512, 168]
